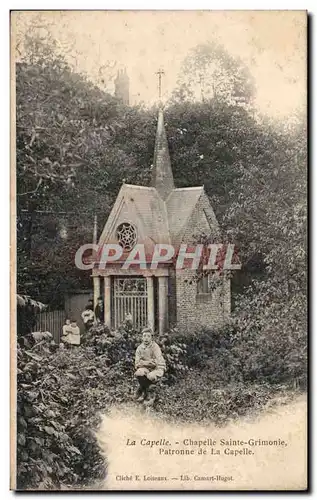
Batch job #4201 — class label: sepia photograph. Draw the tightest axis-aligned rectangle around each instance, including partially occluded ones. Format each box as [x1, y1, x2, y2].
[11, 9, 307, 491]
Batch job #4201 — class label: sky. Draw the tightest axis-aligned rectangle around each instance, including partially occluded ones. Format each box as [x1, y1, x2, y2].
[12, 10, 306, 119]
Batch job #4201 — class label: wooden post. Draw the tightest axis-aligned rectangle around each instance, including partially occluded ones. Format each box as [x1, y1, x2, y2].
[147, 276, 155, 331]
[93, 276, 100, 311]
[104, 276, 111, 328]
[158, 276, 168, 335]
[93, 214, 98, 245]
[92, 215, 99, 311]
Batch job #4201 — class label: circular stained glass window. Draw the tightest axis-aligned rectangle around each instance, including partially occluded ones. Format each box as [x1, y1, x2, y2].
[116, 222, 137, 251]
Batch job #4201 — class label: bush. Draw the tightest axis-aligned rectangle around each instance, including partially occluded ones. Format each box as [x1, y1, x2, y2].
[16, 324, 190, 489]
[16, 320, 305, 490]
[156, 371, 292, 425]
[17, 333, 108, 489]
[84, 323, 190, 383]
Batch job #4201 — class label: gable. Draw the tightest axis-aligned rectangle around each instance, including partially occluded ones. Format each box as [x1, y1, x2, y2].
[199, 191, 220, 233]
[97, 184, 220, 254]
[98, 184, 170, 249]
[165, 187, 203, 244]
[179, 191, 220, 244]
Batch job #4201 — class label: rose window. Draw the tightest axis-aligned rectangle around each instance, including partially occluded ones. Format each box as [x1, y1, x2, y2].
[116, 222, 137, 251]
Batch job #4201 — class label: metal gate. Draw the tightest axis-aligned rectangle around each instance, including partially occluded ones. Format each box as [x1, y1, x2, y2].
[112, 277, 148, 330]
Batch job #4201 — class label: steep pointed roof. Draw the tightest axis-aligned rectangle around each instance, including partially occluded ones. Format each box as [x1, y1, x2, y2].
[96, 108, 220, 255]
[165, 187, 204, 242]
[151, 108, 175, 200]
[98, 184, 170, 246]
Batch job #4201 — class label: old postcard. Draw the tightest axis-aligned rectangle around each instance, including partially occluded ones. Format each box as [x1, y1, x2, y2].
[11, 10, 307, 491]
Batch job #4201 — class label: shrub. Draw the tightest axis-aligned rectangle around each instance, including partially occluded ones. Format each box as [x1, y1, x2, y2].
[17, 333, 109, 489]
[16, 319, 305, 490]
[156, 371, 292, 425]
[16, 324, 190, 489]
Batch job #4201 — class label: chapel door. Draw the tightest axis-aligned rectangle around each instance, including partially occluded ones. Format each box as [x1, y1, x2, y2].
[111, 276, 148, 331]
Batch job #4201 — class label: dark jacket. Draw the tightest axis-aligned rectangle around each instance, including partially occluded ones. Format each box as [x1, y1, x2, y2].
[95, 303, 104, 322]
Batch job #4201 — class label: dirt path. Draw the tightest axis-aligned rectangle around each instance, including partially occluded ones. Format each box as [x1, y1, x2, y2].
[96, 395, 307, 491]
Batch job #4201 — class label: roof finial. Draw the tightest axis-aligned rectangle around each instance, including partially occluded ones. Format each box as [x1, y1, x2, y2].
[93, 214, 98, 245]
[155, 68, 165, 103]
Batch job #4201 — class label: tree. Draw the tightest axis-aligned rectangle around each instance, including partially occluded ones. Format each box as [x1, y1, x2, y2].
[172, 41, 255, 108]
[225, 116, 307, 385]
[16, 30, 156, 301]
[164, 100, 258, 218]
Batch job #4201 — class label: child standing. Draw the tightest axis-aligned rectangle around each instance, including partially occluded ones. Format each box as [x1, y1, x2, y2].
[61, 319, 80, 347]
[61, 319, 71, 343]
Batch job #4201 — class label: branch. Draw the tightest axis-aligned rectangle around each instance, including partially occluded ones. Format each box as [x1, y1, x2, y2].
[17, 178, 43, 197]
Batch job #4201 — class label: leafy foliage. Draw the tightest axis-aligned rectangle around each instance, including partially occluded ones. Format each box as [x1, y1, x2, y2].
[16, 324, 188, 489]
[156, 376, 292, 426]
[224, 118, 307, 388]
[17, 333, 106, 489]
[17, 323, 303, 489]
[16, 27, 306, 491]
[171, 41, 255, 107]
[16, 36, 155, 300]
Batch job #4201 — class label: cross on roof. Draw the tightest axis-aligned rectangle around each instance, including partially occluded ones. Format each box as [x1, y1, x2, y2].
[155, 68, 165, 100]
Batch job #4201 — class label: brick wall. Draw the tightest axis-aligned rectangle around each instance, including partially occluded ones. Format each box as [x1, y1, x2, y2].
[168, 268, 177, 328]
[94, 189, 232, 332]
[175, 270, 231, 332]
[174, 192, 231, 331]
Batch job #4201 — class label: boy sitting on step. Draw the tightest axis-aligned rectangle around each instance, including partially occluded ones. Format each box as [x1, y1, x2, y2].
[134, 328, 166, 405]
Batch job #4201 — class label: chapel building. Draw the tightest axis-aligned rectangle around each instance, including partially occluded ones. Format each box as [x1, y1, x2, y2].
[92, 108, 231, 334]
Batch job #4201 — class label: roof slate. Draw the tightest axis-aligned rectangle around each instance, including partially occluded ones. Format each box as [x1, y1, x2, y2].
[98, 183, 171, 245]
[150, 109, 175, 200]
[98, 183, 208, 246]
[165, 187, 204, 242]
